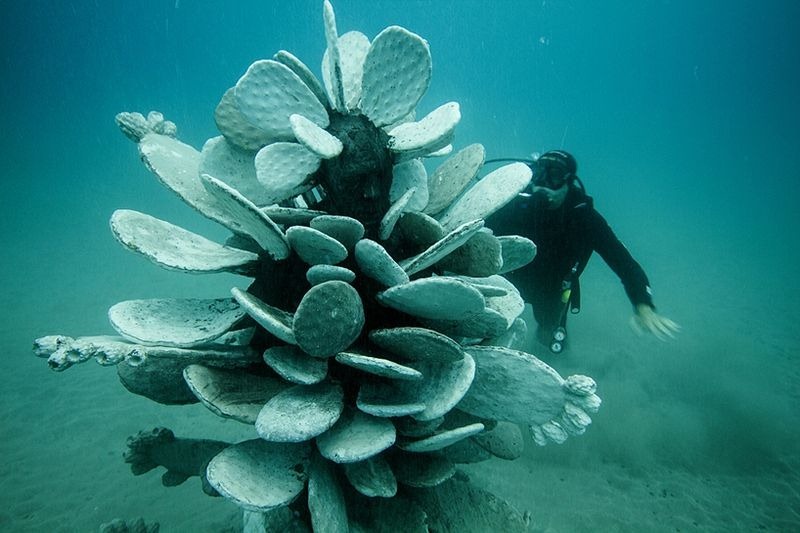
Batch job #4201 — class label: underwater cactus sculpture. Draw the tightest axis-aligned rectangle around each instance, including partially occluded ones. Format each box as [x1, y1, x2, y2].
[34, 2, 601, 530]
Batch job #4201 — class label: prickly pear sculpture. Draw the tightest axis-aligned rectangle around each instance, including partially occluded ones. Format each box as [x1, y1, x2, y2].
[34, 2, 601, 531]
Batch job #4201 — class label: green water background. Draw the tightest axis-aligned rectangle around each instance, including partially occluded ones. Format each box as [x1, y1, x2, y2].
[1, 1, 798, 530]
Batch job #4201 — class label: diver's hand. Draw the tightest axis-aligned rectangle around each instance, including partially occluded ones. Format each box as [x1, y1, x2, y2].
[631, 304, 680, 340]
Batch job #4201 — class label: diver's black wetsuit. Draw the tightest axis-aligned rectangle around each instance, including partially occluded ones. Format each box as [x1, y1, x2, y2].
[488, 186, 654, 335]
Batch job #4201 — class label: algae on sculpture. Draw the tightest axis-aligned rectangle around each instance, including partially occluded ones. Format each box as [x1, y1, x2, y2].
[34, 1, 601, 530]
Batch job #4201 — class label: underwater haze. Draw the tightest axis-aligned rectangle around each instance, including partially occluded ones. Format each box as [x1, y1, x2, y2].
[1, 0, 799, 531]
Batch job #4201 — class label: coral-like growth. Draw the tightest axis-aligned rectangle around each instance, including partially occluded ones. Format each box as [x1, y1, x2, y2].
[34, 2, 601, 530]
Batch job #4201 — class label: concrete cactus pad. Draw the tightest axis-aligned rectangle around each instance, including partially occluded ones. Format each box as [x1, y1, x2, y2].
[399, 219, 485, 276]
[199, 136, 267, 206]
[437, 162, 532, 232]
[241, 507, 307, 533]
[200, 174, 290, 260]
[361, 25, 431, 127]
[343, 455, 397, 497]
[481, 316, 528, 351]
[273, 49, 330, 114]
[443, 437, 493, 464]
[206, 439, 311, 512]
[310, 215, 365, 250]
[386, 111, 415, 130]
[403, 353, 476, 422]
[395, 211, 444, 247]
[322, 30, 370, 112]
[349, 495, 428, 532]
[316, 408, 397, 463]
[213, 327, 255, 346]
[213, 88, 273, 152]
[183, 364, 289, 424]
[116, 351, 200, 404]
[399, 423, 485, 453]
[308, 452, 348, 533]
[427, 144, 453, 157]
[355, 354, 474, 421]
[425, 143, 486, 216]
[564, 375, 603, 418]
[338, 31, 370, 111]
[394, 416, 445, 438]
[481, 275, 526, 327]
[110, 209, 258, 274]
[391, 159, 429, 212]
[286, 226, 348, 265]
[472, 421, 524, 460]
[564, 374, 598, 396]
[115, 341, 260, 403]
[231, 287, 296, 345]
[356, 381, 426, 418]
[458, 279, 508, 298]
[497, 235, 537, 274]
[290, 113, 343, 159]
[321, 0, 344, 111]
[256, 382, 344, 442]
[306, 264, 356, 286]
[436, 229, 502, 277]
[146, 110, 175, 134]
[335, 352, 422, 381]
[36, 334, 257, 372]
[254, 141, 320, 205]
[377, 277, 485, 320]
[293, 281, 364, 357]
[234, 59, 328, 139]
[421, 303, 508, 339]
[441, 407, 497, 432]
[459, 345, 562, 423]
[388, 102, 460, 154]
[391, 452, 455, 488]
[400, 144, 458, 168]
[139, 133, 259, 227]
[409, 475, 531, 533]
[263, 345, 328, 385]
[451, 275, 524, 330]
[115, 111, 152, 142]
[558, 401, 594, 437]
[379, 186, 416, 240]
[354, 239, 409, 287]
[530, 421, 568, 446]
[108, 298, 245, 348]
[368, 327, 463, 363]
[224, 233, 261, 255]
[136, 129, 270, 236]
[138, 133, 201, 203]
[261, 205, 325, 225]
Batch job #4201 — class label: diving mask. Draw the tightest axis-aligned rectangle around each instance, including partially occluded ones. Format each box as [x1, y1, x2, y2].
[532, 160, 569, 190]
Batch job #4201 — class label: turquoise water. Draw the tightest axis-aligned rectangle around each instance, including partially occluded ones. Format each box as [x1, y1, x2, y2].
[1, 1, 798, 531]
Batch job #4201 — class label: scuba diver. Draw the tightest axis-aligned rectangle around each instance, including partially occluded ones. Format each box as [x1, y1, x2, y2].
[486, 150, 679, 353]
